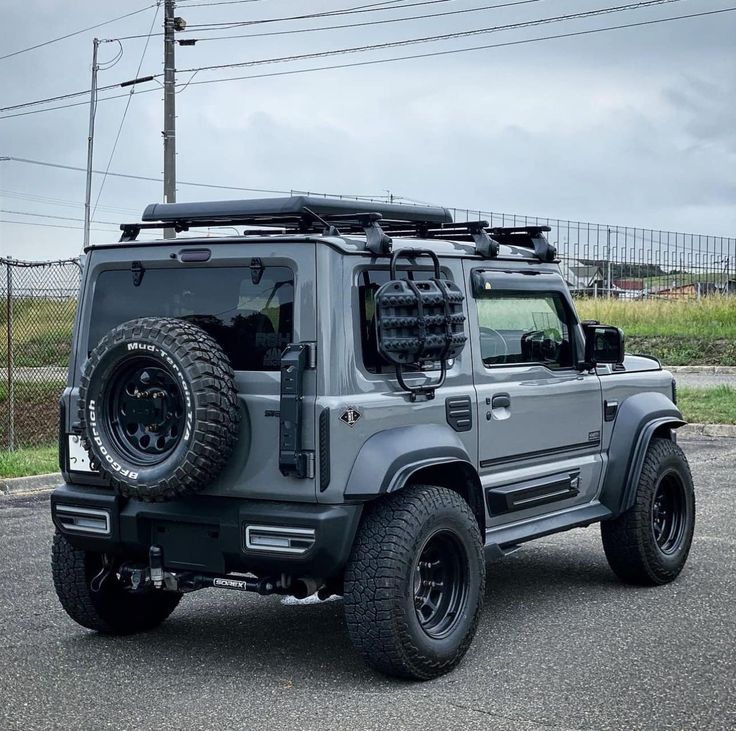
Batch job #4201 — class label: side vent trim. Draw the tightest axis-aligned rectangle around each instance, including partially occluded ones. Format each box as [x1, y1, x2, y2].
[445, 396, 472, 432]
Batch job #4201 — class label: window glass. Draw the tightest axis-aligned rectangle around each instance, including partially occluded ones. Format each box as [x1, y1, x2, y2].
[88, 266, 294, 371]
[476, 291, 574, 368]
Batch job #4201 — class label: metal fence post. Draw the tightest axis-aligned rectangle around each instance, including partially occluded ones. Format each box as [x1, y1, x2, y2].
[6, 259, 14, 451]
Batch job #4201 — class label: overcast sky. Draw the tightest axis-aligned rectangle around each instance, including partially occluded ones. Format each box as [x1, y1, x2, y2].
[1, 0, 734, 260]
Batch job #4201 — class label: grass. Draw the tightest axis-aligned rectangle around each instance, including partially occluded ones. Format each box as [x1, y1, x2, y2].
[0, 444, 57, 478]
[0, 388, 732, 478]
[677, 386, 736, 425]
[575, 297, 736, 338]
[0, 380, 66, 448]
[575, 298, 736, 365]
[0, 297, 77, 367]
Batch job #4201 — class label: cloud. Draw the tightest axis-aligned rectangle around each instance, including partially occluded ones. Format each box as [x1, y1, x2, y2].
[1, 0, 735, 258]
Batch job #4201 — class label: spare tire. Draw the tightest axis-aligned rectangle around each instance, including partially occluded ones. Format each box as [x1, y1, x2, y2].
[79, 317, 240, 501]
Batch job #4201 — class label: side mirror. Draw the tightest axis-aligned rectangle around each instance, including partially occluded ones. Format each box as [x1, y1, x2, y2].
[582, 324, 625, 367]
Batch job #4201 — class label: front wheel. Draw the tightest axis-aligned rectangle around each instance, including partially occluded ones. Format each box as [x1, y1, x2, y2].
[52, 532, 181, 634]
[601, 438, 695, 586]
[344, 485, 485, 680]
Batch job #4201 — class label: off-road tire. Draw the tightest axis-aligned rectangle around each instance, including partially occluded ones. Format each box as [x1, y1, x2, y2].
[79, 317, 240, 501]
[601, 438, 695, 586]
[344, 485, 485, 680]
[52, 532, 181, 634]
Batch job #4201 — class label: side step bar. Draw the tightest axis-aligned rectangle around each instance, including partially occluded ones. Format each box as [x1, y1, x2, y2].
[484, 502, 612, 561]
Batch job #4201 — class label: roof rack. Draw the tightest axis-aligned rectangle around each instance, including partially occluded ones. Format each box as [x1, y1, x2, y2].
[118, 196, 556, 261]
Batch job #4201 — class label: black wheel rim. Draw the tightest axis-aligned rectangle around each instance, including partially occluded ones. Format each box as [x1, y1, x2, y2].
[413, 529, 469, 640]
[651, 469, 688, 555]
[105, 357, 187, 465]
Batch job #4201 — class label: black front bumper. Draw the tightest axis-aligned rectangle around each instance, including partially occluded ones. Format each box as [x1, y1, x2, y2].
[51, 483, 362, 580]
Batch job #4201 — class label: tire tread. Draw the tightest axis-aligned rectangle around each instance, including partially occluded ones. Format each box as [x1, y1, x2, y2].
[344, 485, 484, 680]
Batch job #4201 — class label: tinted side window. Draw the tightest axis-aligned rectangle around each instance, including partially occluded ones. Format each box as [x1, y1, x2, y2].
[476, 291, 574, 369]
[89, 266, 294, 371]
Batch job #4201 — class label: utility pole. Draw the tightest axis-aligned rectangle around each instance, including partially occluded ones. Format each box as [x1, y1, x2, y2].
[606, 226, 612, 298]
[83, 38, 100, 248]
[163, 0, 177, 238]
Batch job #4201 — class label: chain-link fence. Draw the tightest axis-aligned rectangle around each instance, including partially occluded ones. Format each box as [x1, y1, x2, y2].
[0, 258, 82, 450]
[446, 207, 736, 299]
[1, 212, 734, 451]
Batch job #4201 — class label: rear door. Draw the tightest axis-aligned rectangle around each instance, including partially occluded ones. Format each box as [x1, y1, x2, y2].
[462, 265, 604, 528]
[71, 240, 318, 501]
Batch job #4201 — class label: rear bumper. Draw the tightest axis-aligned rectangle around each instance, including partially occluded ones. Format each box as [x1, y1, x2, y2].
[50, 483, 362, 580]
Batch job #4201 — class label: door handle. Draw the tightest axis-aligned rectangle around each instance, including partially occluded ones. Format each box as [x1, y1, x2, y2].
[492, 394, 511, 409]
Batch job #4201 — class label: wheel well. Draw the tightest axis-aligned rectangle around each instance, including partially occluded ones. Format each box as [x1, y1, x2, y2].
[652, 423, 677, 441]
[405, 461, 486, 535]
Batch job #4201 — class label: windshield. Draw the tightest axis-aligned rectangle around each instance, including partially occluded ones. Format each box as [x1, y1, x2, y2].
[87, 266, 294, 371]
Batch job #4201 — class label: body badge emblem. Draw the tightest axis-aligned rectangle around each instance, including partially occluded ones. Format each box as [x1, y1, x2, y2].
[340, 408, 361, 427]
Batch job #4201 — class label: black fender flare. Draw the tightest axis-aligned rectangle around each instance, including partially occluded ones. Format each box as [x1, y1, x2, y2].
[344, 424, 476, 500]
[599, 392, 685, 517]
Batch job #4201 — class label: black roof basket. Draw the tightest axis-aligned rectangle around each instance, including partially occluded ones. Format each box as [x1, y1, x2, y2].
[120, 196, 452, 255]
[141, 195, 453, 226]
[119, 196, 556, 262]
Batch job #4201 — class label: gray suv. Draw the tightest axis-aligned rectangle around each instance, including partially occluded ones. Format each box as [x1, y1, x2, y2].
[51, 197, 695, 680]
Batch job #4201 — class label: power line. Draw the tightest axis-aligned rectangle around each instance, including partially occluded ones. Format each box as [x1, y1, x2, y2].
[0, 156, 388, 199]
[0, 79, 134, 114]
[0, 88, 161, 120]
[0, 0, 694, 114]
[177, 0, 275, 5]
[0, 4, 159, 62]
[1, 156, 287, 192]
[115, 0, 424, 39]
[187, 0, 550, 44]
[93, 3, 162, 218]
[1, 4, 731, 120]
[178, 0, 689, 75]
[185, 0, 454, 31]
[0, 219, 123, 233]
[0, 209, 120, 226]
[179, 0, 410, 7]
[0, 188, 139, 215]
[183, 6, 736, 88]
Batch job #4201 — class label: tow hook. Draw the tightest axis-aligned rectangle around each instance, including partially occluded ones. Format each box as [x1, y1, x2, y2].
[90, 555, 115, 593]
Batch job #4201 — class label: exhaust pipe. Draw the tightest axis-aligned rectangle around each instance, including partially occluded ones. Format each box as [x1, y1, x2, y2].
[291, 578, 319, 599]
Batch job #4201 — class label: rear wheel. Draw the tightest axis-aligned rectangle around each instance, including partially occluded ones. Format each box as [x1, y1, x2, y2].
[52, 532, 181, 634]
[601, 438, 695, 586]
[344, 485, 485, 680]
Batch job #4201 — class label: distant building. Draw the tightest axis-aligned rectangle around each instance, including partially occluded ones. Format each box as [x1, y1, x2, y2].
[656, 282, 719, 300]
[559, 261, 605, 295]
[612, 279, 645, 299]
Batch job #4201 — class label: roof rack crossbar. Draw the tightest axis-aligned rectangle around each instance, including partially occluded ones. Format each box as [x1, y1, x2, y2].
[487, 225, 556, 262]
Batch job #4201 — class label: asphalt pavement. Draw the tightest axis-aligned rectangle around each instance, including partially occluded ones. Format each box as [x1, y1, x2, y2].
[1, 437, 734, 731]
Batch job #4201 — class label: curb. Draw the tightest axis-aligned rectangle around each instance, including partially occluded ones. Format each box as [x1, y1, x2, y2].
[0, 472, 60, 497]
[667, 366, 736, 374]
[679, 423, 736, 439]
